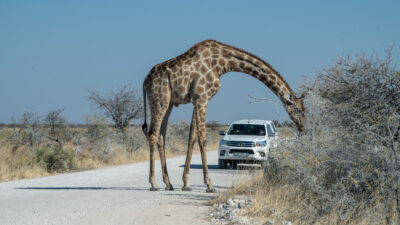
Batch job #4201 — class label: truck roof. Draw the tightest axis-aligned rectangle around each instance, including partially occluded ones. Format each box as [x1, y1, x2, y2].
[231, 119, 274, 126]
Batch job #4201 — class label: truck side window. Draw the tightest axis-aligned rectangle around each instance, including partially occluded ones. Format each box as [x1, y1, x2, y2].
[271, 123, 277, 133]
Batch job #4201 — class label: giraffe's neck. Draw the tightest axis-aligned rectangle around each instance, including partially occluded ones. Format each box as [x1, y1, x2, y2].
[220, 47, 295, 104]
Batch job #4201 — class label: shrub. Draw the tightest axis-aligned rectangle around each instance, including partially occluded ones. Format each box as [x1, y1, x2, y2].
[84, 115, 110, 144]
[248, 51, 400, 224]
[36, 147, 76, 172]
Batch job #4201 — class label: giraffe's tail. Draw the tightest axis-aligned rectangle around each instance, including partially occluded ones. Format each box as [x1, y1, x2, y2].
[141, 80, 148, 135]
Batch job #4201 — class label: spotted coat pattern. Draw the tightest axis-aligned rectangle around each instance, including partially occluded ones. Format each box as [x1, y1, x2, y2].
[142, 40, 305, 192]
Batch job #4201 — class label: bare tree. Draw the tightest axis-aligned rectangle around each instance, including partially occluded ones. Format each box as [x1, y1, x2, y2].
[10, 110, 44, 151]
[87, 84, 143, 132]
[19, 110, 40, 128]
[44, 109, 66, 135]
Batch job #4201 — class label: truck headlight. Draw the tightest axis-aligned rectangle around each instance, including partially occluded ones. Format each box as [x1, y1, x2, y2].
[255, 141, 267, 147]
[219, 139, 228, 146]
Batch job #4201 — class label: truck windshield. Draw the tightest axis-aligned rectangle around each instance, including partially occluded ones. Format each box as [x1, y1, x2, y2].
[227, 124, 266, 136]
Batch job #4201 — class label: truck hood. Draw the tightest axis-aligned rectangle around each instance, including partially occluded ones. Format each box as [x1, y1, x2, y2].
[223, 135, 267, 142]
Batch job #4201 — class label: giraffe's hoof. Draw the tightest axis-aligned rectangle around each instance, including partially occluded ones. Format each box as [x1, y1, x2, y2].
[149, 187, 159, 191]
[181, 186, 192, 191]
[165, 185, 174, 191]
[206, 188, 216, 193]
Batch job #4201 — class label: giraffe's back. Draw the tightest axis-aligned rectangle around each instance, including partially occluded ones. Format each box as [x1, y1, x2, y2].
[145, 40, 225, 106]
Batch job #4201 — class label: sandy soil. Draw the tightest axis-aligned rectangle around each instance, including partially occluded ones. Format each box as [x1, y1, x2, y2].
[0, 150, 245, 225]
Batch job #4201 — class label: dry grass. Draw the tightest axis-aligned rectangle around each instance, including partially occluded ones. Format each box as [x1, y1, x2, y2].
[215, 172, 392, 225]
[219, 173, 396, 225]
[0, 124, 223, 182]
[0, 144, 48, 182]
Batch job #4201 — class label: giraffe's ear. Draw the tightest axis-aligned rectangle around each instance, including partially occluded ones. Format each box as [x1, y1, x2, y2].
[296, 94, 306, 111]
[296, 94, 305, 102]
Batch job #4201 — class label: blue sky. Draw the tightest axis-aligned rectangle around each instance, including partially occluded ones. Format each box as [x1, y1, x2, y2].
[1, 0, 399, 124]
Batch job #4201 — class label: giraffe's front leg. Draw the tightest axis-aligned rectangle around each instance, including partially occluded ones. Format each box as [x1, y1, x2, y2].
[182, 111, 197, 191]
[195, 102, 216, 193]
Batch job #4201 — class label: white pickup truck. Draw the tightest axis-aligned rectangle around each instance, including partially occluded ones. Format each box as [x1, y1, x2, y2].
[218, 119, 278, 169]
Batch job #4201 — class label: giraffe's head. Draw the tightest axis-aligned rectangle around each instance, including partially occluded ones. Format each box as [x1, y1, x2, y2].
[285, 94, 305, 132]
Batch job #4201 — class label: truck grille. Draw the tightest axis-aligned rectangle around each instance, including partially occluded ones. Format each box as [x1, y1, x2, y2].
[229, 149, 254, 155]
[227, 141, 254, 147]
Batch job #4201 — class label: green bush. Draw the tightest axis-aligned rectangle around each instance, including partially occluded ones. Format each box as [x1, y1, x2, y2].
[36, 147, 76, 172]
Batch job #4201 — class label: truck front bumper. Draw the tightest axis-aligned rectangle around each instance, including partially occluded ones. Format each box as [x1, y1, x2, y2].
[218, 145, 269, 162]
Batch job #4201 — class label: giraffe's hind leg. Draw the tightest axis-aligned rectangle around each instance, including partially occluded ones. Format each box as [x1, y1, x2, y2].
[148, 99, 170, 191]
[158, 104, 174, 190]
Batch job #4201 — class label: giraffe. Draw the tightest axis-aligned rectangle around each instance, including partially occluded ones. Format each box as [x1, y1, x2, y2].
[141, 40, 305, 192]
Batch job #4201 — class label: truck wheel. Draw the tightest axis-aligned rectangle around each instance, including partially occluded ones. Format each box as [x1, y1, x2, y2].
[232, 161, 238, 170]
[218, 159, 227, 169]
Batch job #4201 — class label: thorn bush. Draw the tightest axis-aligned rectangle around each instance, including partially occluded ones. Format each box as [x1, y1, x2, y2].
[36, 147, 76, 173]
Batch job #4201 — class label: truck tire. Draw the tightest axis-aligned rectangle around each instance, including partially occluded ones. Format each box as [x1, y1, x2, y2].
[232, 161, 238, 170]
[218, 159, 227, 169]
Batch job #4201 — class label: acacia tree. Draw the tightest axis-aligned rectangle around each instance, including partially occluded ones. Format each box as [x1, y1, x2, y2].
[87, 85, 143, 133]
[44, 109, 66, 135]
[43, 109, 67, 148]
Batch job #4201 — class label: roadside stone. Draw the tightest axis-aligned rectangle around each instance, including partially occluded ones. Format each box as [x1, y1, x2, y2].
[226, 198, 236, 207]
[263, 221, 274, 225]
[210, 197, 257, 224]
[238, 199, 246, 209]
[281, 221, 292, 225]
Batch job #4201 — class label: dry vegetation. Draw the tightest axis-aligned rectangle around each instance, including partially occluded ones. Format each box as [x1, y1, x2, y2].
[214, 52, 400, 224]
[0, 83, 225, 182]
[0, 118, 224, 182]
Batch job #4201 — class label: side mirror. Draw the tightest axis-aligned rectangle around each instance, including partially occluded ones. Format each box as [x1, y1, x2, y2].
[219, 130, 225, 136]
[268, 132, 275, 137]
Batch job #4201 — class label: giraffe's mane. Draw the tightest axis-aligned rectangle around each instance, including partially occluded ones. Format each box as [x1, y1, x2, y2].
[210, 40, 295, 96]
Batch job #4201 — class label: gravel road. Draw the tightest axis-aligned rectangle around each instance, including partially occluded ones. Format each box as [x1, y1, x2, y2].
[0, 150, 246, 225]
